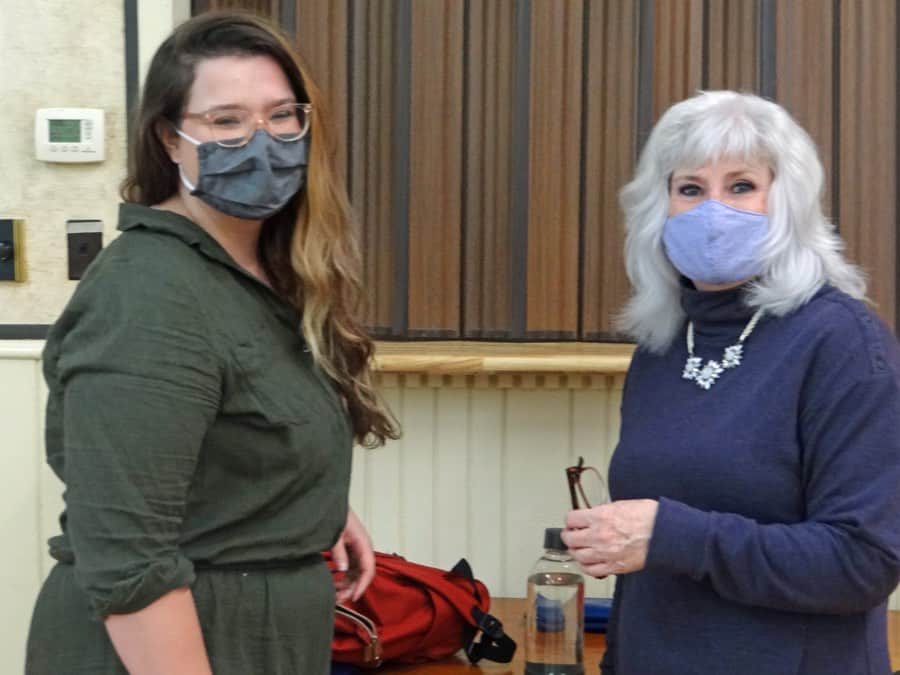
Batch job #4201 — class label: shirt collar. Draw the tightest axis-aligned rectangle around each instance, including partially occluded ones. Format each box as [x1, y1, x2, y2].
[679, 277, 757, 343]
[118, 202, 240, 270]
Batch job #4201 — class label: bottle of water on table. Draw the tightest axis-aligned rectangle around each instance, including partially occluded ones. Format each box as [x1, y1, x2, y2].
[525, 527, 585, 675]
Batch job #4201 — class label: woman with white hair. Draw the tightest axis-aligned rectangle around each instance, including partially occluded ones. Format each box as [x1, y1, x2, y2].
[562, 91, 900, 675]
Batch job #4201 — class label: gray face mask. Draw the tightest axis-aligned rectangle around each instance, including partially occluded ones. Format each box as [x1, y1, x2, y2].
[176, 128, 309, 220]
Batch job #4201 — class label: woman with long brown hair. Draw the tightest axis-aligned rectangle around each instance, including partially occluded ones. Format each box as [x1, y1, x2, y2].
[26, 11, 397, 674]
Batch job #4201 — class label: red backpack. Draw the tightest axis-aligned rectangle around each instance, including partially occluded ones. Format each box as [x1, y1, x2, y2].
[325, 552, 516, 668]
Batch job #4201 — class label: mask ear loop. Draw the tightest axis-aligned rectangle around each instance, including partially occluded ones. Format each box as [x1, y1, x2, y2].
[169, 124, 202, 193]
[174, 126, 202, 146]
[178, 164, 198, 193]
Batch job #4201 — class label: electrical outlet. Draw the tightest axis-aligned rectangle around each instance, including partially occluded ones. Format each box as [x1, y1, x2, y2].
[0, 218, 25, 282]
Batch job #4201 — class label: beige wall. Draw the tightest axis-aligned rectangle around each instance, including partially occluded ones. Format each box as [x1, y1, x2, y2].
[0, 0, 188, 324]
[0, 0, 126, 322]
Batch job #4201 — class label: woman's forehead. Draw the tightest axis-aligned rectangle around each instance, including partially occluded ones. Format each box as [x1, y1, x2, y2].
[671, 155, 771, 177]
[188, 54, 293, 108]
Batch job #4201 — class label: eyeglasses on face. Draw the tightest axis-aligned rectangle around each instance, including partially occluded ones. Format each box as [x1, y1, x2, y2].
[180, 102, 313, 148]
[565, 456, 608, 510]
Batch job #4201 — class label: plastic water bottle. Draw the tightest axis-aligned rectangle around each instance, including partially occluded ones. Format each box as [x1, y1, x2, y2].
[524, 527, 585, 675]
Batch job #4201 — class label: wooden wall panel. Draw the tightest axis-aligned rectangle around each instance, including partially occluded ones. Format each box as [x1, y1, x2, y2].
[192, 0, 276, 14]
[581, 0, 637, 339]
[190, 0, 900, 339]
[294, 0, 349, 182]
[526, 0, 583, 338]
[350, 2, 395, 333]
[651, 0, 704, 121]
[408, 1, 464, 336]
[838, 0, 897, 329]
[463, 0, 515, 339]
[775, 0, 835, 217]
[706, 0, 758, 91]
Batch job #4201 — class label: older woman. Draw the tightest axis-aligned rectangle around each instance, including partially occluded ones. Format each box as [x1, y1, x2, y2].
[563, 91, 900, 675]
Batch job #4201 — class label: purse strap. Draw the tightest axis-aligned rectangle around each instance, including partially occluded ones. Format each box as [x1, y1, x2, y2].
[465, 606, 518, 664]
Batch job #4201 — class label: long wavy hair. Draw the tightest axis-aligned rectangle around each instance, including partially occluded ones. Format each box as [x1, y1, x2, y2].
[618, 90, 867, 353]
[121, 11, 398, 447]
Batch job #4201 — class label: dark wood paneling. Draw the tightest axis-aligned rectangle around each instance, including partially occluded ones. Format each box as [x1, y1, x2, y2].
[525, 0, 583, 338]
[193, 0, 276, 14]
[838, 0, 896, 329]
[652, 0, 704, 121]
[775, 0, 835, 217]
[407, 1, 464, 337]
[190, 0, 900, 340]
[294, 0, 349, 182]
[581, 0, 637, 340]
[463, 0, 515, 339]
[706, 0, 758, 91]
[350, 1, 396, 334]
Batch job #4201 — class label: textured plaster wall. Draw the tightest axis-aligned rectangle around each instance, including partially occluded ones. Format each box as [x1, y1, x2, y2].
[0, 0, 126, 323]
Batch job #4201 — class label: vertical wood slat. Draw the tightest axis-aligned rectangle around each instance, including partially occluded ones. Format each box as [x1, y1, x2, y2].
[293, 0, 349, 182]
[433, 388, 470, 568]
[838, 0, 897, 329]
[705, 0, 758, 91]
[351, 1, 395, 333]
[463, 0, 515, 339]
[408, 1, 464, 336]
[581, 0, 637, 339]
[651, 0, 704, 122]
[192, 0, 276, 14]
[775, 0, 835, 218]
[525, 0, 583, 338]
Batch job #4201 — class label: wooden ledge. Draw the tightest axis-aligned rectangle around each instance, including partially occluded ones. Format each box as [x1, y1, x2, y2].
[372, 341, 635, 375]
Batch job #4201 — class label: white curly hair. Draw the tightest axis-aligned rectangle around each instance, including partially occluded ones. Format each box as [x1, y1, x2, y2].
[618, 90, 867, 352]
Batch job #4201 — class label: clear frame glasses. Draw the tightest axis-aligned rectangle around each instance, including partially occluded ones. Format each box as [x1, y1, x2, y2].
[181, 102, 313, 148]
[565, 456, 609, 510]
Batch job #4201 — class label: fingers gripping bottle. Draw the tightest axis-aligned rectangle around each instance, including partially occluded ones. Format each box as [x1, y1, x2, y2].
[525, 528, 585, 675]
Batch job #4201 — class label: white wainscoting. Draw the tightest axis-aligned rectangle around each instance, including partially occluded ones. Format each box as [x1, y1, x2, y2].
[354, 372, 622, 600]
[3, 342, 899, 673]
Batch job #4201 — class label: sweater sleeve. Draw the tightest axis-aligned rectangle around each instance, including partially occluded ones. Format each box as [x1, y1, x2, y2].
[53, 256, 222, 618]
[646, 369, 900, 614]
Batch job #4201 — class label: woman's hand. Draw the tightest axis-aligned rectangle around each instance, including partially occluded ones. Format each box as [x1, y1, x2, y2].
[331, 508, 376, 604]
[561, 499, 659, 578]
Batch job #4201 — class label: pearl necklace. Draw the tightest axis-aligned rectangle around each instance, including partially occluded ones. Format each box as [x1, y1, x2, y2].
[683, 308, 764, 390]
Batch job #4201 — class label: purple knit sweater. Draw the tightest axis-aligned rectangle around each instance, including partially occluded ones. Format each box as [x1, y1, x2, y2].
[603, 283, 900, 675]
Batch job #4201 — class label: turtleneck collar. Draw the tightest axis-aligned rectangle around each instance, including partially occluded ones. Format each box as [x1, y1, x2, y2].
[680, 277, 756, 344]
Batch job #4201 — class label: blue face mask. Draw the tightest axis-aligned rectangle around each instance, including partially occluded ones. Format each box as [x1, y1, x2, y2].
[662, 199, 768, 286]
[176, 128, 309, 220]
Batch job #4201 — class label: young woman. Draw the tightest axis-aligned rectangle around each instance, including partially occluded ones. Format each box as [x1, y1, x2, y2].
[563, 91, 900, 675]
[26, 12, 397, 674]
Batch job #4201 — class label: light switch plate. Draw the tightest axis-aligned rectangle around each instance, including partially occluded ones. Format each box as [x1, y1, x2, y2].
[0, 218, 25, 282]
[67, 219, 103, 280]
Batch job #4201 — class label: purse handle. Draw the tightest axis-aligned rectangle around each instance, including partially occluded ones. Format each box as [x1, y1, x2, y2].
[334, 604, 383, 668]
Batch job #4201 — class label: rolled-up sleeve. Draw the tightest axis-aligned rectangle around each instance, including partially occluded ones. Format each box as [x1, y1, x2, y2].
[55, 256, 221, 618]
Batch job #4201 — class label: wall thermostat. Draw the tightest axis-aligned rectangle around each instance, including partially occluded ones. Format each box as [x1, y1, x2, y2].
[35, 108, 105, 163]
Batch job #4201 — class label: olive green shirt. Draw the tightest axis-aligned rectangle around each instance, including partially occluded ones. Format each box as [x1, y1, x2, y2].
[30, 203, 351, 672]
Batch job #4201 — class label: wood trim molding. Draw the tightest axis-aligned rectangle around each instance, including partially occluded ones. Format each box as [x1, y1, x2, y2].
[373, 340, 634, 374]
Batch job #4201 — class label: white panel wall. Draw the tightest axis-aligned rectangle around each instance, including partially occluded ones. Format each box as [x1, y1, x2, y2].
[350, 372, 624, 600]
[3, 344, 900, 673]
[0, 342, 62, 673]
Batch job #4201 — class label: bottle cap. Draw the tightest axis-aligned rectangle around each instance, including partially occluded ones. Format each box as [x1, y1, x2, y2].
[544, 527, 566, 551]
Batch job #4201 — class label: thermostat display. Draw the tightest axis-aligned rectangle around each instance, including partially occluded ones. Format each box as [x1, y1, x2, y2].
[35, 108, 105, 163]
[49, 119, 82, 143]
